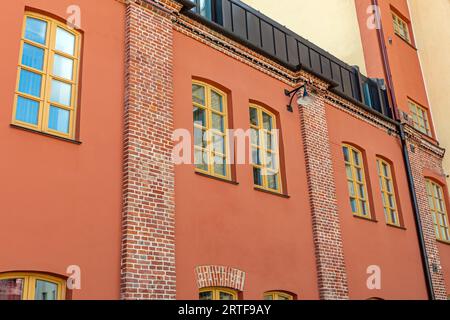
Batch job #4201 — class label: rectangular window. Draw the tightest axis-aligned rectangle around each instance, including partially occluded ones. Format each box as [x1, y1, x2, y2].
[13, 13, 81, 139]
[377, 159, 400, 226]
[193, 81, 230, 180]
[392, 12, 411, 44]
[408, 100, 431, 136]
[426, 180, 450, 242]
[343, 145, 371, 219]
[250, 105, 282, 194]
[191, 0, 223, 24]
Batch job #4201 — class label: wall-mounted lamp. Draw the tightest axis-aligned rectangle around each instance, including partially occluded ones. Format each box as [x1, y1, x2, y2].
[284, 83, 315, 112]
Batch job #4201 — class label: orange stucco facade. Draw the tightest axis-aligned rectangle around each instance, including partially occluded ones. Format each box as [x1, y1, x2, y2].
[0, 0, 448, 300]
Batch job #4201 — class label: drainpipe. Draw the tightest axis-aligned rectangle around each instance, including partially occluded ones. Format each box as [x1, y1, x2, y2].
[372, 0, 435, 300]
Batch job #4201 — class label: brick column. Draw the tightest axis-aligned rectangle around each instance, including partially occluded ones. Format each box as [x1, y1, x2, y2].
[405, 129, 448, 300]
[121, 0, 178, 300]
[298, 90, 349, 300]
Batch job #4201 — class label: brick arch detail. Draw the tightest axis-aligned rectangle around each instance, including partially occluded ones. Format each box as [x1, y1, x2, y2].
[195, 266, 246, 292]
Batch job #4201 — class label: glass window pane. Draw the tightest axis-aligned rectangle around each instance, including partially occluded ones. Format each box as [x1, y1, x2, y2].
[16, 96, 39, 125]
[212, 134, 225, 154]
[48, 106, 70, 134]
[55, 28, 75, 55]
[358, 184, 366, 199]
[347, 181, 356, 197]
[193, 106, 206, 127]
[214, 155, 226, 177]
[353, 150, 361, 166]
[250, 108, 259, 126]
[34, 280, 58, 301]
[19, 69, 42, 97]
[219, 291, 234, 300]
[50, 80, 72, 106]
[264, 295, 273, 300]
[262, 112, 273, 130]
[25, 17, 47, 45]
[0, 279, 24, 300]
[194, 149, 208, 172]
[192, 84, 205, 105]
[343, 147, 350, 162]
[251, 147, 261, 165]
[199, 291, 213, 300]
[267, 172, 279, 191]
[345, 165, 353, 179]
[350, 198, 358, 213]
[211, 91, 223, 112]
[212, 113, 224, 132]
[253, 167, 263, 186]
[53, 54, 74, 80]
[22, 43, 44, 70]
[250, 128, 259, 146]
[194, 127, 207, 148]
[199, 0, 213, 20]
[265, 132, 273, 150]
[266, 152, 277, 171]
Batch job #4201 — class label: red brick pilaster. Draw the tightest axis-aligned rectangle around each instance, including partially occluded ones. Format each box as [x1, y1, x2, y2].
[298, 90, 349, 300]
[405, 128, 448, 300]
[121, 0, 179, 300]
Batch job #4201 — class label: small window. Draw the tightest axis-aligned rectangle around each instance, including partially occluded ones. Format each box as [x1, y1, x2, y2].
[408, 100, 432, 136]
[392, 12, 411, 43]
[426, 179, 450, 242]
[343, 144, 371, 219]
[192, 0, 223, 25]
[13, 13, 81, 139]
[377, 158, 400, 226]
[199, 287, 238, 300]
[0, 273, 66, 300]
[250, 105, 283, 193]
[264, 291, 294, 300]
[193, 81, 230, 180]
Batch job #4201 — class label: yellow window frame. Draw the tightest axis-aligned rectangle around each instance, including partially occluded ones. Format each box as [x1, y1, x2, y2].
[426, 179, 450, 242]
[0, 272, 66, 300]
[392, 12, 411, 43]
[264, 291, 294, 300]
[192, 81, 231, 180]
[199, 287, 238, 300]
[377, 158, 400, 226]
[12, 12, 81, 139]
[250, 104, 283, 194]
[408, 100, 431, 136]
[343, 144, 371, 219]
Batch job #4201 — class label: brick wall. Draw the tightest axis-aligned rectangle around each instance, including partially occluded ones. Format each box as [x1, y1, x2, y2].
[298, 90, 350, 299]
[406, 128, 448, 300]
[195, 266, 246, 292]
[121, 0, 178, 300]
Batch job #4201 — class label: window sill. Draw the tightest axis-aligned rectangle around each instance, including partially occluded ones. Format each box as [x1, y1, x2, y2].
[386, 223, 406, 231]
[353, 215, 378, 223]
[394, 33, 417, 50]
[195, 171, 239, 185]
[10, 124, 82, 145]
[437, 239, 450, 247]
[254, 187, 290, 199]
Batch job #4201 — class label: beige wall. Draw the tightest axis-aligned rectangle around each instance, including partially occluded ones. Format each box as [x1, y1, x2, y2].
[408, 0, 450, 180]
[242, 0, 367, 74]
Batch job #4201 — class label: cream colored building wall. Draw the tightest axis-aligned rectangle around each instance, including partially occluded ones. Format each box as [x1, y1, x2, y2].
[242, 0, 367, 74]
[408, 0, 450, 180]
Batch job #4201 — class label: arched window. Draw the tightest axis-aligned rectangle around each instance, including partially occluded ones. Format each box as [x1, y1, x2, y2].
[377, 158, 400, 226]
[13, 12, 81, 139]
[264, 291, 294, 300]
[199, 287, 238, 300]
[192, 81, 230, 179]
[426, 179, 450, 242]
[343, 144, 371, 218]
[250, 104, 282, 193]
[0, 272, 66, 300]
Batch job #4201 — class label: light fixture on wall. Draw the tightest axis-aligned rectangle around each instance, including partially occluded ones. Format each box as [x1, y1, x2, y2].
[284, 83, 315, 112]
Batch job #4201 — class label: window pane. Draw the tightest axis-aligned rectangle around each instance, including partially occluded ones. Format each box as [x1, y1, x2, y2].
[353, 150, 361, 166]
[194, 127, 207, 148]
[193, 106, 206, 127]
[214, 155, 226, 177]
[343, 147, 350, 162]
[53, 54, 74, 80]
[250, 108, 258, 126]
[192, 84, 205, 105]
[16, 96, 39, 125]
[219, 291, 234, 300]
[250, 128, 259, 146]
[266, 152, 277, 171]
[264, 295, 273, 300]
[55, 27, 75, 55]
[211, 91, 223, 112]
[212, 113, 224, 132]
[34, 280, 58, 300]
[22, 43, 44, 70]
[265, 132, 273, 150]
[48, 106, 70, 134]
[0, 279, 24, 300]
[199, 291, 213, 300]
[50, 80, 72, 106]
[19, 69, 42, 97]
[212, 134, 225, 154]
[251, 147, 261, 165]
[25, 17, 47, 45]
[262, 112, 273, 130]
[253, 167, 263, 186]
[199, 0, 213, 20]
[350, 198, 358, 213]
[267, 172, 279, 190]
[194, 149, 208, 172]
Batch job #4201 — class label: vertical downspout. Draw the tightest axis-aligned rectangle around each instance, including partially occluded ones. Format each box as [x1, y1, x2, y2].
[372, 0, 435, 300]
